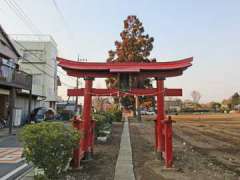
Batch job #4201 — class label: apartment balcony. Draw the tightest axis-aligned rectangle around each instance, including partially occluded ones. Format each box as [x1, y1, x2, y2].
[0, 64, 32, 90]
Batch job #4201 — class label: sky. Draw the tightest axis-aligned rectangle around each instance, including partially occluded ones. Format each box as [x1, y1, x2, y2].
[0, 0, 240, 103]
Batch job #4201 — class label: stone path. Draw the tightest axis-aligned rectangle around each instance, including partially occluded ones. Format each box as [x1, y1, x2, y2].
[114, 120, 135, 180]
[0, 130, 31, 179]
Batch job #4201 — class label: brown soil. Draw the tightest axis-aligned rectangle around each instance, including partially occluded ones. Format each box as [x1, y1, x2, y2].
[130, 121, 162, 180]
[130, 114, 240, 180]
[69, 122, 123, 180]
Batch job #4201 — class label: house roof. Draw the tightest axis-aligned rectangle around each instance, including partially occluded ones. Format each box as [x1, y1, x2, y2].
[0, 25, 20, 59]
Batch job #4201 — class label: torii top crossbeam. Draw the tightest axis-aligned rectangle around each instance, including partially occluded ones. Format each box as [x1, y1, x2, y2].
[57, 57, 193, 79]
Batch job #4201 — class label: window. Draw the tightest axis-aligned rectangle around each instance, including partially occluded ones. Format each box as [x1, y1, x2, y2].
[0, 58, 16, 82]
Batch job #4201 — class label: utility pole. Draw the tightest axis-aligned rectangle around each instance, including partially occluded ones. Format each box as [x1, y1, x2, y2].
[9, 88, 16, 134]
[75, 55, 80, 113]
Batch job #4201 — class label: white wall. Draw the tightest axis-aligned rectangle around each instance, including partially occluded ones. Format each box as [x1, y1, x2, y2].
[15, 95, 41, 124]
[14, 38, 58, 102]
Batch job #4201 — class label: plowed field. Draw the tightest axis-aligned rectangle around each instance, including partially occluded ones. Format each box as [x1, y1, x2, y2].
[130, 114, 240, 180]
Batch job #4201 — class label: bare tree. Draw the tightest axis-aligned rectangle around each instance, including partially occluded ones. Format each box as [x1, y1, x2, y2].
[191, 90, 201, 103]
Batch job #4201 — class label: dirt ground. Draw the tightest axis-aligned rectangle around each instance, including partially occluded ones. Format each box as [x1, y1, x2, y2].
[69, 122, 123, 180]
[130, 114, 240, 180]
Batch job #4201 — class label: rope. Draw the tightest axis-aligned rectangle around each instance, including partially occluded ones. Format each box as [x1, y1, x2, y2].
[85, 89, 165, 96]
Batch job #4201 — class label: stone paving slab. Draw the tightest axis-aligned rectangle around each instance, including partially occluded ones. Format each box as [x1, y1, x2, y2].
[0, 133, 29, 179]
[114, 121, 135, 180]
[0, 148, 23, 164]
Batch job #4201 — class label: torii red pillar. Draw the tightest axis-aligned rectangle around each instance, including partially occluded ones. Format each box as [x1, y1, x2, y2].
[82, 77, 94, 160]
[156, 78, 165, 152]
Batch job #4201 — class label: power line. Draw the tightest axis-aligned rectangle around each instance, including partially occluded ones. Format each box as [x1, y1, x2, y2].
[11, 0, 42, 34]
[11, 40, 75, 88]
[4, 0, 41, 34]
[15, 40, 66, 78]
[4, 0, 76, 88]
[52, 0, 66, 24]
[6, 0, 79, 64]
[51, 0, 79, 55]
[13, 39, 75, 81]
[21, 56, 75, 88]
[5, 0, 77, 82]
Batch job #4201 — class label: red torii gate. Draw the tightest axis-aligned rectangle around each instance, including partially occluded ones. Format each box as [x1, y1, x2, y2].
[58, 57, 193, 168]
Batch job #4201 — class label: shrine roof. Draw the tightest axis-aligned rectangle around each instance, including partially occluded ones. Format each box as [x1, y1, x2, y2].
[57, 57, 193, 73]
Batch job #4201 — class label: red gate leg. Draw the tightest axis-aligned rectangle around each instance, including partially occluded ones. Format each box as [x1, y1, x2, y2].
[155, 120, 158, 151]
[156, 78, 165, 153]
[86, 120, 92, 160]
[82, 77, 94, 160]
[164, 116, 173, 168]
[86, 119, 94, 159]
[160, 121, 165, 152]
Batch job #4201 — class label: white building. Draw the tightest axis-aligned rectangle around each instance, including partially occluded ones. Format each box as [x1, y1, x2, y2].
[11, 35, 60, 122]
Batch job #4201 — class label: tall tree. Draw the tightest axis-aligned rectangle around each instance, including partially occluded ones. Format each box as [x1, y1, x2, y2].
[106, 15, 155, 115]
[107, 15, 155, 63]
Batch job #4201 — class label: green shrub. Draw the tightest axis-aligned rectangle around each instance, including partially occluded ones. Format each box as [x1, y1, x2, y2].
[112, 110, 122, 122]
[20, 122, 81, 179]
[93, 109, 122, 137]
[107, 105, 122, 122]
[93, 113, 111, 137]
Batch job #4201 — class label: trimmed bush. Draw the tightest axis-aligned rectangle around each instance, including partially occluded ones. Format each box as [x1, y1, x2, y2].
[93, 109, 122, 138]
[112, 110, 122, 122]
[93, 113, 112, 137]
[107, 106, 122, 122]
[20, 122, 81, 179]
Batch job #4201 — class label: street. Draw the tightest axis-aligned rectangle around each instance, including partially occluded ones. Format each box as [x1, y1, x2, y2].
[0, 129, 31, 180]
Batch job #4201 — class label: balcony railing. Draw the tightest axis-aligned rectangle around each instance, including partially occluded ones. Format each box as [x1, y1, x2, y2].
[0, 63, 32, 90]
